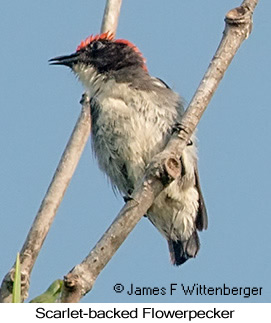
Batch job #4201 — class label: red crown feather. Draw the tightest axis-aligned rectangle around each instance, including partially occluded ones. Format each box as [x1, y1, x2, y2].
[76, 32, 147, 71]
[76, 31, 114, 51]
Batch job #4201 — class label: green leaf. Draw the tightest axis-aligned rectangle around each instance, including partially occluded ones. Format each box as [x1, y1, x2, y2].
[12, 253, 21, 303]
[30, 279, 63, 303]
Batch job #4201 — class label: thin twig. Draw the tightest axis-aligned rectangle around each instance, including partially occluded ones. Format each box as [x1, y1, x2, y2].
[101, 0, 122, 34]
[60, 0, 258, 302]
[0, 0, 123, 303]
[0, 97, 91, 303]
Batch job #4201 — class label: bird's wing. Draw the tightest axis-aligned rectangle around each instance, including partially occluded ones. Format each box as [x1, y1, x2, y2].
[194, 167, 208, 231]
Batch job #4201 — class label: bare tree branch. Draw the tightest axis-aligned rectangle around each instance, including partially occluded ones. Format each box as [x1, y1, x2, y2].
[60, 0, 258, 302]
[169, 0, 257, 160]
[0, 0, 123, 303]
[0, 98, 91, 303]
[101, 0, 122, 34]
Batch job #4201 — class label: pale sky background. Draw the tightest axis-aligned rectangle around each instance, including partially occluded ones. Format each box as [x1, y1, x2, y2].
[1, 1, 270, 303]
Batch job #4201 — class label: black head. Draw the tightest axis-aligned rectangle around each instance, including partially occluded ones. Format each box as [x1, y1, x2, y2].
[49, 32, 147, 74]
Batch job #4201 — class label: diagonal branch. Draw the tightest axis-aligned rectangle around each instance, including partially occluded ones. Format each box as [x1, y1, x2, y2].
[0, 0, 123, 303]
[60, 0, 258, 303]
[0, 97, 91, 303]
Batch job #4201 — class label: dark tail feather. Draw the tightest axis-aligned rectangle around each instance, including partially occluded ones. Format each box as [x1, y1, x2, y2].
[168, 231, 200, 266]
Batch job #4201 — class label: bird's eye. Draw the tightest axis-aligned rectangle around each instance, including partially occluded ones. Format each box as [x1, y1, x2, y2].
[91, 41, 104, 51]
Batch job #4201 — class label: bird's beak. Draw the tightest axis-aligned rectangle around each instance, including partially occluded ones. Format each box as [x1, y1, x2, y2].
[49, 52, 80, 67]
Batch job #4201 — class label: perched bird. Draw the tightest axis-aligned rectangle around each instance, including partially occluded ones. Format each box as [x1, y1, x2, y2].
[50, 32, 207, 266]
